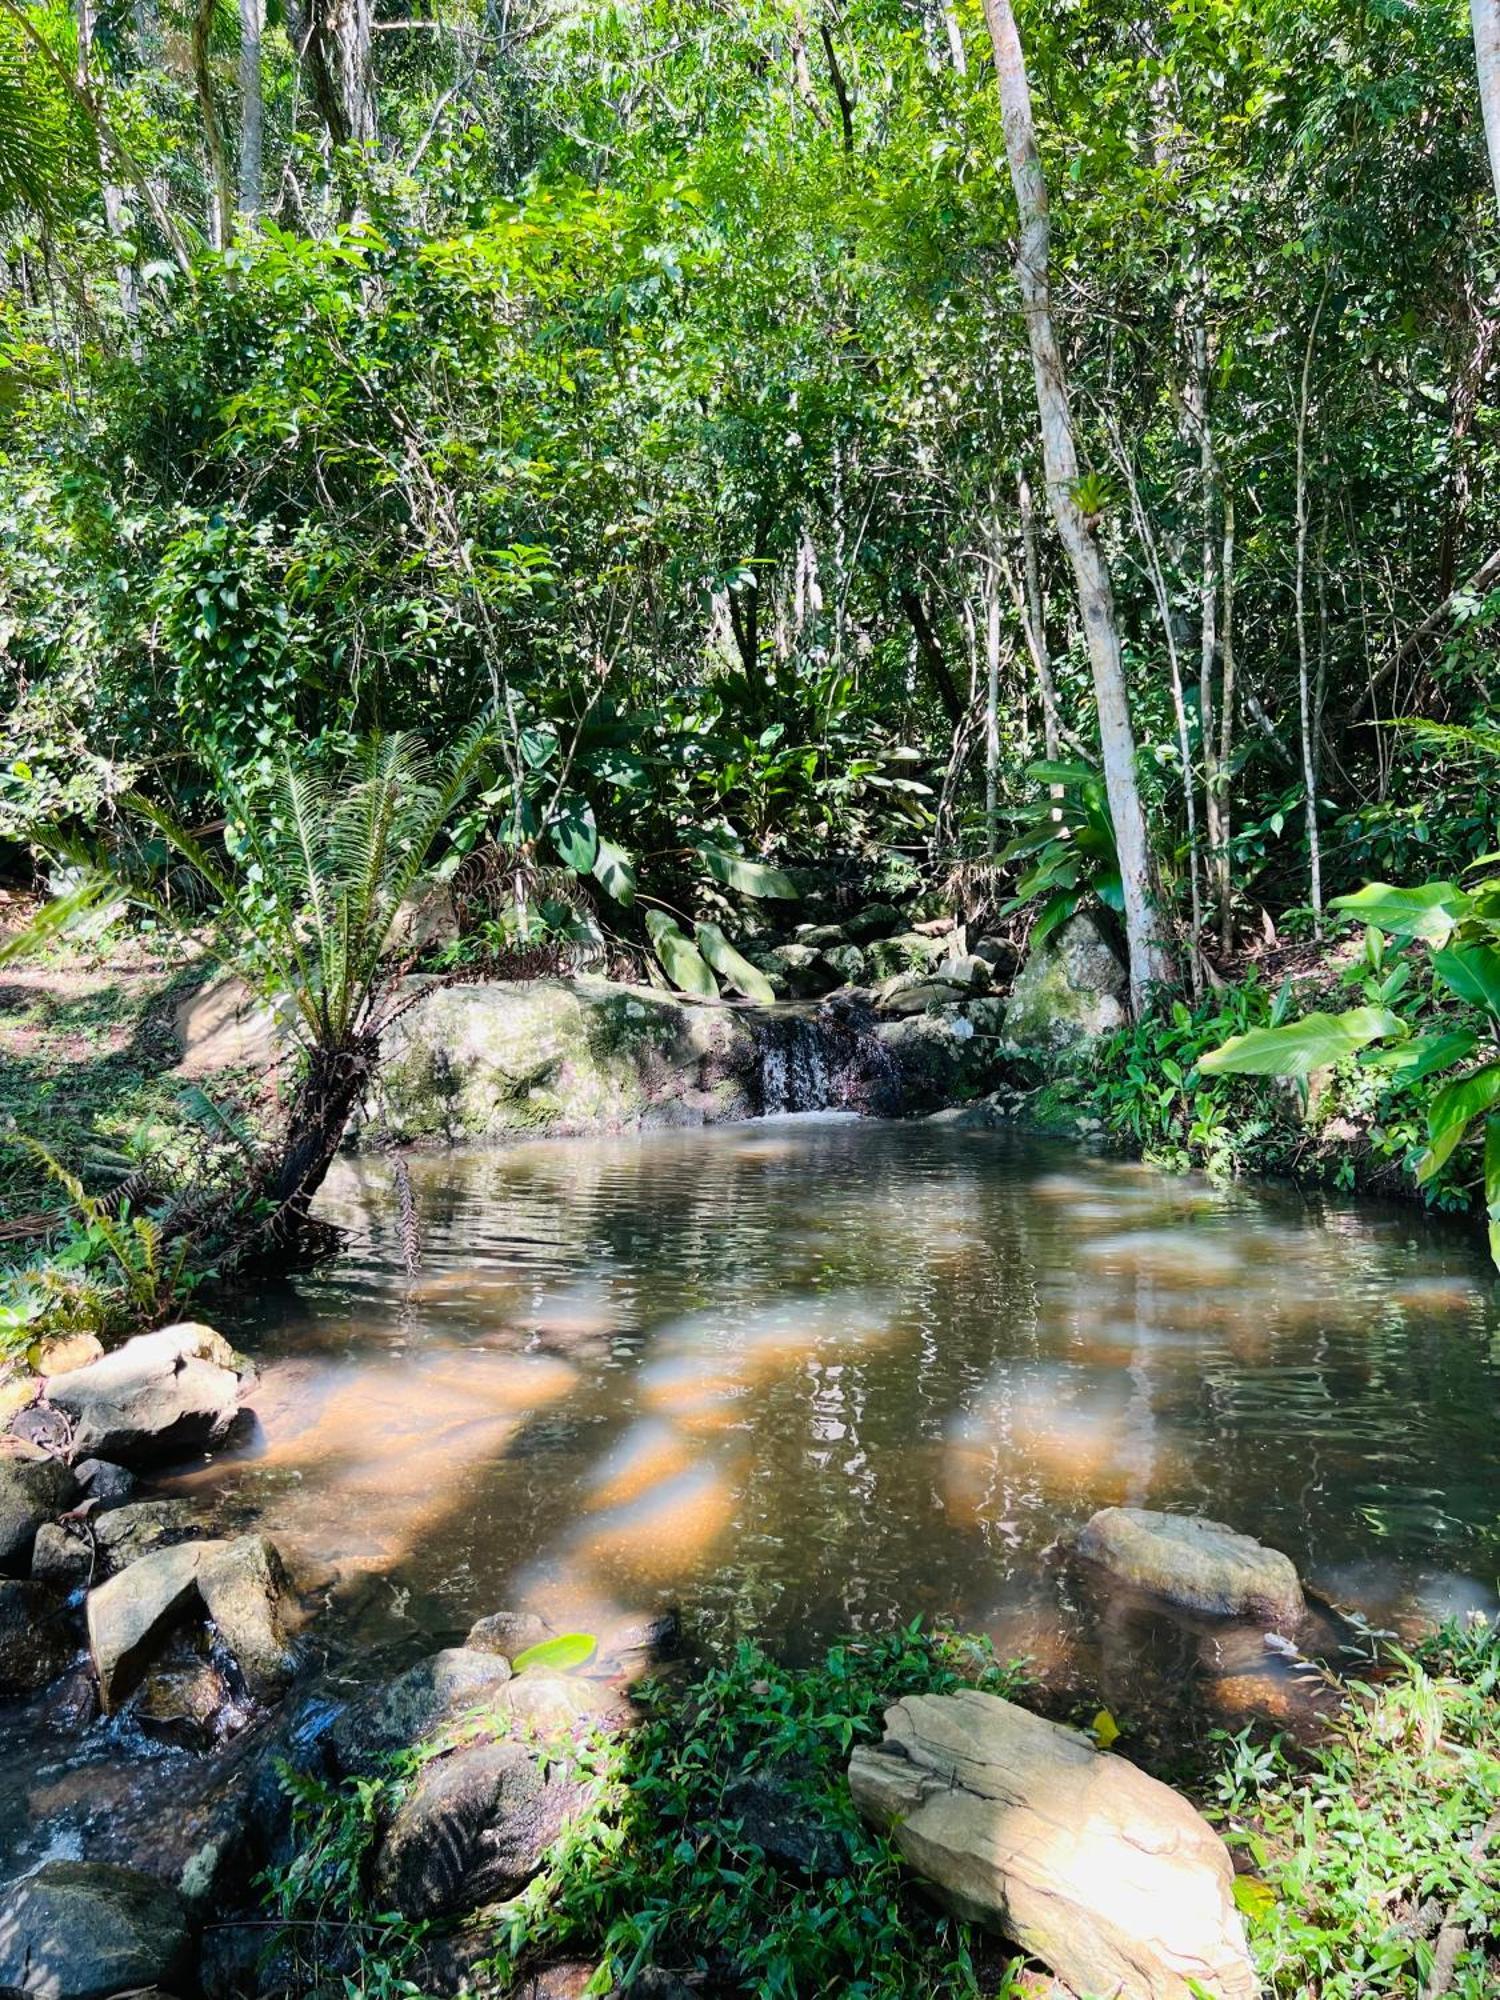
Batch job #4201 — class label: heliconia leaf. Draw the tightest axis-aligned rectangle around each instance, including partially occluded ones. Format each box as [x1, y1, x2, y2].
[1029, 890, 1081, 949]
[1415, 1060, 1500, 1183]
[645, 909, 719, 997]
[695, 922, 776, 1004]
[511, 1632, 597, 1674]
[1328, 880, 1472, 944]
[549, 795, 598, 874]
[1361, 1029, 1477, 1084]
[694, 842, 799, 900]
[1198, 1007, 1404, 1078]
[592, 836, 636, 907]
[1432, 943, 1500, 1020]
[1091, 1708, 1121, 1748]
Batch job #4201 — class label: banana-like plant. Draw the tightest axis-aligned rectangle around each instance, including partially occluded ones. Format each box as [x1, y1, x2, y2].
[4, 723, 496, 1248]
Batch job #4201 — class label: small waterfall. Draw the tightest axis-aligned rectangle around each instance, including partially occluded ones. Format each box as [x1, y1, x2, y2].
[753, 1002, 899, 1115]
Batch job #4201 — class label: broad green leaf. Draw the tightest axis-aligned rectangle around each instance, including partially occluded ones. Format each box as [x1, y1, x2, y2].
[1091, 1708, 1120, 1747]
[1432, 943, 1500, 1020]
[1328, 881, 1471, 944]
[549, 796, 598, 874]
[1415, 1060, 1500, 1183]
[1486, 1118, 1500, 1269]
[1198, 1007, 1404, 1078]
[1025, 758, 1097, 787]
[1361, 1030, 1477, 1084]
[695, 922, 776, 1004]
[519, 726, 558, 771]
[646, 909, 719, 997]
[1030, 890, 1081, 949]
[694, 843, 799, 900]
[511, 1632, 597, 1674]
[592, 836, 636, 907]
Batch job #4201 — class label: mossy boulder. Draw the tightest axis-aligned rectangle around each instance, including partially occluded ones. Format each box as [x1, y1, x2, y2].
[1004, 911, 1129, 1050]
[369, 977, 761, 1145]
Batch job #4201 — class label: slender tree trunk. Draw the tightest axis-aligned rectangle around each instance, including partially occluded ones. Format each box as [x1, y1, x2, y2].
[982, 0, 1172, 1009]
[983, 544, 1002, 853]
[1192, 324, 1225, 966]
[295, 0, 376, 149]
[941, 2, 968, 73]
[1294, 280, 1330, 934]
[1473, 0, 1500, 209]
[191, 0, 234, 246]
[1016, 471, 1061, 765]
[1217, 493, 1237, 953]
[74, 0, 138, 315]
[900, 586, 966, 727]
[239, 0, 264, 213]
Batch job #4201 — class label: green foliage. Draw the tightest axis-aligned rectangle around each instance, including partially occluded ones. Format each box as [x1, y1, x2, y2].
[1217, 1620, 1500, 1998]
[999, 763, 1122, 947]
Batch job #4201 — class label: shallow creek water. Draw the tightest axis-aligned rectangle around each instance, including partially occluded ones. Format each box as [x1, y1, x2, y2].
[6, 1117, 1500, 1868]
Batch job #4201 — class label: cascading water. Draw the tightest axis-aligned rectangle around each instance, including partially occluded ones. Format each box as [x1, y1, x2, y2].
[753, 1002, 898, 1114]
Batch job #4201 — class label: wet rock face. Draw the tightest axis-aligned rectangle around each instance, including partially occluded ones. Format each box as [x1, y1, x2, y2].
[0, 1447, 77, 1574]
[0, 1576, 75, 1697]
[372, 1738, 593, 1918]
[0, 1860, 193, 2000]
[327, 1646, 515, 1776]
[88, 1541, 211, 1708]
[40, 1322, 251, 1466]
[849, 1688, 1258, 2000]
[1071, 1507, 1307, 1628]
[1003, 910, 1129, 1050]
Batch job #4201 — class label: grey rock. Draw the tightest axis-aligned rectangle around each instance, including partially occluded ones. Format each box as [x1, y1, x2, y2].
[198, 1534, 297, 1696]
[598, 1606, 679, 1665]
[43, 1323, 250, 1466]
[0, 1860, 192, 2000]
[971, 935, 1020, 978]
[866, 930, 946, 980]
[465, 1607, 551, 1657]
[328, 1646, 514, 1775]
[793, 922, 848, 948]
[763, 943, 840, 998]
[1005, 910, 1129, 1050]
[876, 979, 967, 1018]
[0, 1447, 77, 1574]
[373, 1738, 592, 1918]
[127, 1629, 235, 1751]
[74, 1457, 137, 1507]
[30, 1520, 93, 1589]
[87, 1540, 220, 1708]
[820, 943, 867, 985]
[0, 1576, 74, 1697]
[93, 1499, 200, 1574]
[1072, 1507, 1307, 1627]
[936, 952, 992, 995]
[849, 1689, 1257, 2000]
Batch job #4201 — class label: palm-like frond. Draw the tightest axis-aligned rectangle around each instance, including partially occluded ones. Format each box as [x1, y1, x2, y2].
[0, 7, 87, 223]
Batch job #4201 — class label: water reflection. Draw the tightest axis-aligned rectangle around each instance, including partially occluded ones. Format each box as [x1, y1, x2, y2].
[165, 1120, 1500, 1684]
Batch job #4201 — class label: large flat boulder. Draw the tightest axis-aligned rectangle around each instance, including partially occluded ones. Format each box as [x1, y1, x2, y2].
[1072, 1506, 1306, 1627]
[368, 977, 760, 1144]
[1004, 910, 1129, 1050]
[0, 1860, 192, 2000]
[849, 1689, 1256, 2000]
[41, 1323, 250, 1466]
[0, 1446, 77, 1573]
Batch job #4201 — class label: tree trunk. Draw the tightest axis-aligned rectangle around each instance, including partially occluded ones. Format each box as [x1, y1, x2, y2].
[192, 0, 235, 247]
[1016, 471, 1061, 764]
[1294, 281, 1330, 935]
[239, 0, 264, 213]
[1473, 0, 1500, 209]
[982, 0, 1172, 1009]
[296, 0, 376, 149]
[900, 586, 966, 727]
[1216, 493, 1237, 953]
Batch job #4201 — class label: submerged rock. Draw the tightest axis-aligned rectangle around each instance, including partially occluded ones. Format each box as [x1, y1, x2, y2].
[849, 1688, 1257, 2000]
[1072, 1507, 1306, 1627]
[0, 1445, 77, 1574]
[1004, 911, 1129, 1050]
[41, 1322, 251, 1466]
[0, 1860, 193, 2000]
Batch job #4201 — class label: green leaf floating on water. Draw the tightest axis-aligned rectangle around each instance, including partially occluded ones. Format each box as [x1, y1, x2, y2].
[645, 909, 719, 997]
[693, 842, 799, 900]
[1198, 1006, 1404, 1078]
[511, 1632, 597, 1674]
[695, 921, 775, 1004]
